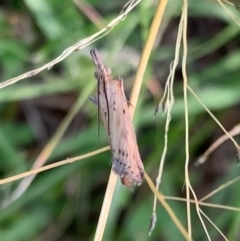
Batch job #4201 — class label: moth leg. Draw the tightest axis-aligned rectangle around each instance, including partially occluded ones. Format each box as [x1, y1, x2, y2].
[116, 77, 134, 108]
[89, 96, 98, 107]
[89, 95, 101, 143]
[117, 76, 124, 93]
[117, 77, 128, 102]
[127, 100, 134, 107]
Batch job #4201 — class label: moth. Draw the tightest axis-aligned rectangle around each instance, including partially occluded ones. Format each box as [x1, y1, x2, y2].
[89, 49, 144, 188]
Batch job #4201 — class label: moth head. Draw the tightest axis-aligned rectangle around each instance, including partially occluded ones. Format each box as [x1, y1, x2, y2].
[94, 66, 111, 80]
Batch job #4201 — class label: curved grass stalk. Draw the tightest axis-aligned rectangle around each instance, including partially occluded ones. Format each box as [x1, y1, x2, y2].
[200, 209, 228, 241]
[196, 123, 240, 166]
[217, 0, 240, 26]
[164, 196, 240, 212]
[0, 147, 109, 187]
[0, 0, 142, 89]
[200, 175, 240, 202]
[187, 86, 240, 154]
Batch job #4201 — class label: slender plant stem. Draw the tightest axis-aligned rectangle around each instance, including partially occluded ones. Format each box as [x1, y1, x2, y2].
[130, 0, 169, 116]
[94, 0, 169, 240]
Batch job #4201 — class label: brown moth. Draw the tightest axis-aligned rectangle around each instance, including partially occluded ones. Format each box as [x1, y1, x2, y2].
[89, 49, 144, 188]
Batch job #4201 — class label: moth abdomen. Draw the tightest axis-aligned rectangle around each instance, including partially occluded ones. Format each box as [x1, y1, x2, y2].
[112, 154, 144, 187]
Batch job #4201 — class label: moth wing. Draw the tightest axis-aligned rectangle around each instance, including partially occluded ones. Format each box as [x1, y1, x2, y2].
[108, 79, 144, 187]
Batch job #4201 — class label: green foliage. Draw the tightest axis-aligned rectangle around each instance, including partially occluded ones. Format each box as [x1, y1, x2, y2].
[0, 0, 240, 240]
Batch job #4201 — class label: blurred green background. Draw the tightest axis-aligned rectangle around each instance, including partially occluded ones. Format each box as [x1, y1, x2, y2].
[0, 0, 240, 240]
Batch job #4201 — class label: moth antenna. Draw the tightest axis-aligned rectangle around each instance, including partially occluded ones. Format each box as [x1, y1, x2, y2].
[102, 79, 110, 136]
[89, 96, 98, 106]
[97, 81, 101, 144]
